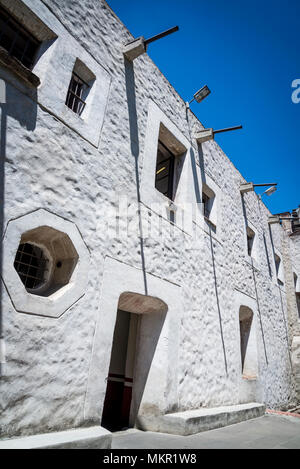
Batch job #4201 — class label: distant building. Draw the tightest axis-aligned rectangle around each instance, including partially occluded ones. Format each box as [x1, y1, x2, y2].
[0, 0, 299, 448]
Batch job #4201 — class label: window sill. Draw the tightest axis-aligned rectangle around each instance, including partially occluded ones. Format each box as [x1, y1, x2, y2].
[0, 46, 40, 88]
[63, 103, 86, 122]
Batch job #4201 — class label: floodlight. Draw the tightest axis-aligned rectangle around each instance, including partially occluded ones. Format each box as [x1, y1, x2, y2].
[186, 85, 211, 108]
[193, 85, 211, 103]
[264, 186, 277, 196]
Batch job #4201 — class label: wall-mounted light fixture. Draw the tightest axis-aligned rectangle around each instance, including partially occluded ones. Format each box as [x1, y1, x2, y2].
[268, 215, 300, 225]
[257, 186, 277, 201]
[263, 186, 277, 196]
[268, 216, 280, 225]
[123, 26, 179, 61]
[195, 125, 243, 144]
[240, 182, 277, 195]
[186, 85, 211, 108]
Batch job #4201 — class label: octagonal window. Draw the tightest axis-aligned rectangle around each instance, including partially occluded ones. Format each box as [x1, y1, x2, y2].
[14, 242, 49, 291]
[13, 225, 79, 297]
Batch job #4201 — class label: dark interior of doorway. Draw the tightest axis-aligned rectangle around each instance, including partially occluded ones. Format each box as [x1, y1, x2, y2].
[101, 309, 138, 432]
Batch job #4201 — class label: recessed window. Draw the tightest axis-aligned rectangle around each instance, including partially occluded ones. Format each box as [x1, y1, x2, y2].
[275, 254, 280, 274]
[3, 209, 90, 317]
[154, 124, 186, 204]
[239, 305, 257, 379]
[14, 243, 48, 291]
[275, 253, 284, 286]
[65, 59, 95, 117]
[13, 226, 79, 297]
[155, 140, 175, 200]
[66, 72, 89, 115]
[202, 183, 217, 232]
[294, 273, 300, 318]
[202, 192, 210, 219]
[296, 293, 300, 319]
[247, 227, 255, 257]
[0, 5, 40, 69]
[294, 273, 298, 289]
[240, 311, 253, 373]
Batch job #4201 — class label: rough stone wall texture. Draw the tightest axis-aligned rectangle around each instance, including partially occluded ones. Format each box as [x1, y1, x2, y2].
[285, 233, 300, 401]
[0, 0, 298, 438]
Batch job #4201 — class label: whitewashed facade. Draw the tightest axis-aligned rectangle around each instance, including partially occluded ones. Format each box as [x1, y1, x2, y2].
[0, 0, 299, 441]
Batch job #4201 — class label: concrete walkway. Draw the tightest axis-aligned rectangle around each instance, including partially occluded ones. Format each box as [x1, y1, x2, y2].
[112, 414, 300, 449]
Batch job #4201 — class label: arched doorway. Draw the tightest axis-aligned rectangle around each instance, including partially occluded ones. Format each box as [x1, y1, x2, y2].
[101, 292, 168, 432]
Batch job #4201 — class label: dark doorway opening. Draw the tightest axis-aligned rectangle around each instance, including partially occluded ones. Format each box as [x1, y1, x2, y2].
[101, 310, 139, 432]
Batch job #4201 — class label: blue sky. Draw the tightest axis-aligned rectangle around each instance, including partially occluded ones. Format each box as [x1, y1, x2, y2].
[107, 0, 299, 214]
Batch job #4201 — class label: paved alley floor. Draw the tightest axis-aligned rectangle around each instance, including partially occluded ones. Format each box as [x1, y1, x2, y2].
[112, 414, 300, 449]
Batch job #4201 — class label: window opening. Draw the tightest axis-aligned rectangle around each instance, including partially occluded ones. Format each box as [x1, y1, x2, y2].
[0, 5, 40, 69]
[14, 243, 48, 290]
[65, 71, 90, 115]
[202, 192, 211, 219]
[155, 140, 175, 200]
[275, 254, 284, 286]
[247, 227, 255, 257]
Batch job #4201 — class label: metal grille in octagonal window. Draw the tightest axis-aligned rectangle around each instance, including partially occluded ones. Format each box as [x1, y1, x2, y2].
[14, 243, 49, 290]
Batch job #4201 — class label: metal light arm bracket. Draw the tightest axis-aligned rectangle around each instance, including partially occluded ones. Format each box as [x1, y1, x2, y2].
[268, 216, 300, 225]
[240, 182, 278, 194]
[195, 125, 243, 144]
[123, 26, 179, 61]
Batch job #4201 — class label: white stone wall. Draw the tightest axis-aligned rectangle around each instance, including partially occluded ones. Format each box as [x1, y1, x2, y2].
[0, 0, 297, 437]
[287, 232, 300, 401]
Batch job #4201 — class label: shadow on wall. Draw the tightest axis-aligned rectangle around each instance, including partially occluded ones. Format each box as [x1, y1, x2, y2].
[239, 305, 254, 372]
[124, 58, 148, 296]
[186, 110, 228, 375]
[134, 307, 167, 429]
[0, 77, 37, 375]
[240, 193, 269, 365]
[190, 146, 201, 204]
[185, 108, 203, 204]
[208, 226, 228, 376]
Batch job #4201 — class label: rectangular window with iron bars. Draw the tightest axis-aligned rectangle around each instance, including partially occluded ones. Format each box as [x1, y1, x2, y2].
[65, 71, 90, 116]
[0, 5, 40, 69]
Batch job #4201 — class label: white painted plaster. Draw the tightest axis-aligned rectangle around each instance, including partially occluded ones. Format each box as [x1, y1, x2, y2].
[84, 257, 182, 424]
[0, 0, 298, 440]
[2, 209, 90, 317]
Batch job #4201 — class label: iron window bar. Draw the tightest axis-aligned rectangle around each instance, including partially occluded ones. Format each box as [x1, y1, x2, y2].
[0, 5, 40, 69]
[14, 243, 48, 290]
[65, 71, 90, 116]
